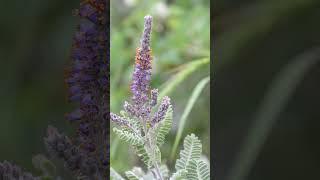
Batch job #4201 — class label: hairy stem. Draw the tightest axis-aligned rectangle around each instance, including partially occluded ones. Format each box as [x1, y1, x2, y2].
[143, 121, 163, 180]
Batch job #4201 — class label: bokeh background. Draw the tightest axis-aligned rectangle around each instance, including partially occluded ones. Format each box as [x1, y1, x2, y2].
[0, 0, 80, 175]
[0, 0, 210, 177]
[214, 0, 320, 180]
[110, 0, 210, 174]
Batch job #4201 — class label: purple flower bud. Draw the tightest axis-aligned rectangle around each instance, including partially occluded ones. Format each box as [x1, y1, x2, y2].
[140, 15, 152, 53]
[110, 112, 129, 127]
[124, 101, 136, 116]
[150, 89, 158, 107]
[44, 126, 100, 178]
[151, 96, 171, 126]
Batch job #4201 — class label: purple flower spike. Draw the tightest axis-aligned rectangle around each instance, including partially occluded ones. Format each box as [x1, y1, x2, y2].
[46, 0, 109, 178]
[110, 112, 129, 127]
[151, 96, 171, 126]
[140, 15, 153, 53]
[124, 101, 136, 117]
[131, 15, 153, 107]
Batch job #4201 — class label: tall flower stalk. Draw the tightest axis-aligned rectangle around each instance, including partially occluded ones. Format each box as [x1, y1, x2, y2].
[110, 16, 210, 180]
[111, 15, 167, 180]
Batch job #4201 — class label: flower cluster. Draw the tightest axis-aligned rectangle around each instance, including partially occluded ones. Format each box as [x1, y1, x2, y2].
[110, 15, 171, 180]
[45, 0, 110, 178]
[111, 15, 171, 128]
[131, 15, 153, 108]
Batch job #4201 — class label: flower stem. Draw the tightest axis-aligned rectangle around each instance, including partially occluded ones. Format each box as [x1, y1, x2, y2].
[143, 122, 163, 180]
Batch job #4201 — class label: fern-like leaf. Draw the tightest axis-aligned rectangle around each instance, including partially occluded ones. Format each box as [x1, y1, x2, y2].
[169, 169, 188, 180]
[113, 128, 143, 146]
[186, 160, 210, 180]
[154, 146, 162, 165]
[120, 110, 142, 135]
[141, 164, 168, 180]
[175, 134, 202, 171]
[134, 145, 152, 168]
[110, 167, 125, 180]
[156, 105, 173, 147]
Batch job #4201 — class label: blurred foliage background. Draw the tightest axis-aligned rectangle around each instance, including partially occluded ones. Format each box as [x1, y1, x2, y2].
[214, 0, 320, 180]
[0, 0, 210, 177]
[110, 0, 210, 174]
[0, 0, 80, 175]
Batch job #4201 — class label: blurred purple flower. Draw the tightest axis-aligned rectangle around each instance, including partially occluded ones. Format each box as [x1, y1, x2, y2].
[0, 161, 37, 180]
[46, 0, 109, 178]
[0, 0, 109, 179]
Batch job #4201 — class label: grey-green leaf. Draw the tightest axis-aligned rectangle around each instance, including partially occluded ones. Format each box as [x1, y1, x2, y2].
[175, 134, 202, 171]
[187, 160, 210, 180]
[113, 127, 143, 146]
[156, 105, 173, 147]
[170, 169, 188, 180]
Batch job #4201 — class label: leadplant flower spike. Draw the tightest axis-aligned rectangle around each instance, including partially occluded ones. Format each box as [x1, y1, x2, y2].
[110, 16, 210, 180]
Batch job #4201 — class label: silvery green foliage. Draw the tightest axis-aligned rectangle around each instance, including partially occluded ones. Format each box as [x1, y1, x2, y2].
[110, 15, 210, 180]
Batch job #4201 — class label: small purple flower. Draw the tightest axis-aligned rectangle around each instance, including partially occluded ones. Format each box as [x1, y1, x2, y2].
[124, 101, 136, 117]
[151, 96, 171, 126]
[140, 15, 153, 53]
[110, 112, 130, 127]
[150, 88, 159, 107]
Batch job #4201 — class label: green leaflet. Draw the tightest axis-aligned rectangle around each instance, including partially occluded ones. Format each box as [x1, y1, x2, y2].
[120, 110, 142, 134]
[113, 128, 143, 146]
[175, 134, 202, 171]
[134, 145, 152, 168]
[187, 160, 210, 180]
[170, 169, 188, 180]
[154, 146, 162, 165]
[155, 105, 173, 147]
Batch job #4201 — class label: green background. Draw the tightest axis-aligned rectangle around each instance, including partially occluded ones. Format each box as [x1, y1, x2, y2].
[214, 0, 320, 180]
